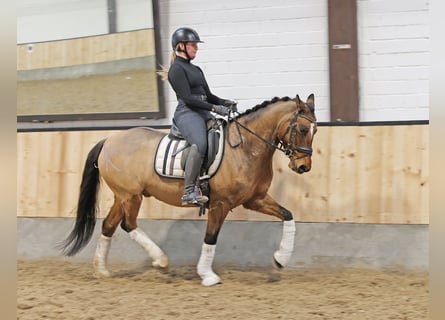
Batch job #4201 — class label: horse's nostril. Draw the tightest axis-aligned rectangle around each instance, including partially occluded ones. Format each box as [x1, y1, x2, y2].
[297, 165, 310, 173]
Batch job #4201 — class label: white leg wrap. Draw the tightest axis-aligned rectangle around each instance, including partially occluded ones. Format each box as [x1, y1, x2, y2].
[129, 228, 169, 268]
[273, 220, 296, 268]
[197, 243, 221, 286]
[93, 234, 112, 277]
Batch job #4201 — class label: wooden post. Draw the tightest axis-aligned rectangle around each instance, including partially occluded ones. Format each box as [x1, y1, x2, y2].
[328, 0, 359, 122]
[107, 0, 117, 34]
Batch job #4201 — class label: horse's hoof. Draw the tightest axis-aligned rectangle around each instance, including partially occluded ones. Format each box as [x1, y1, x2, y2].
[152, 255, 169, 268]
[273, 257, 284, 269]
[273, 251, 286, 269]
[201, 275, 222, 287]
[93, 269, 111, 278]
[93, 259, 112, 277]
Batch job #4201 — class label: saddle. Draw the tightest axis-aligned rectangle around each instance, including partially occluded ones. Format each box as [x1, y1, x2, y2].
[154, 118, 226, 180]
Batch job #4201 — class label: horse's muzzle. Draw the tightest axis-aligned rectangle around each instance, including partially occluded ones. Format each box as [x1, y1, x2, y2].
[296, 164, 310, 174]
[289, 158, 311, 174]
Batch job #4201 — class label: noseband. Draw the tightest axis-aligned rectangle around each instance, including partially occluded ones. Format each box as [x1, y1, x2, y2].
[229, 106, 316, 162]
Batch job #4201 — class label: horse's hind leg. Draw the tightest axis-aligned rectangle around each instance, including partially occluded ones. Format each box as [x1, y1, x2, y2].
[121, 194, 169, 268]
[93, 198, 123, 277]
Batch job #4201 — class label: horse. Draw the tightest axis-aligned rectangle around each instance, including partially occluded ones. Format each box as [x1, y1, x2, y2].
[61, 94, 317, 286]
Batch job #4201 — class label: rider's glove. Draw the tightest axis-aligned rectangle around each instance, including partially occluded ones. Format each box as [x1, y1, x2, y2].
[223, 99, 238, 112]
[212, 105, 230, 116]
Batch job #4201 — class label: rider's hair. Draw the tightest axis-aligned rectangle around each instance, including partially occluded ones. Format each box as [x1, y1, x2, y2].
[157, 45, 180, 81]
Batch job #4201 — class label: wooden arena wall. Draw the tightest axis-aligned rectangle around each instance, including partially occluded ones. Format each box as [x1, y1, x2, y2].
[17, 29, 155, 70]
[17, 124, 429, 224]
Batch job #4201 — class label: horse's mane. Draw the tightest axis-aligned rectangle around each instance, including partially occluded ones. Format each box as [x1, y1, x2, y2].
[231, 96, 293, 121]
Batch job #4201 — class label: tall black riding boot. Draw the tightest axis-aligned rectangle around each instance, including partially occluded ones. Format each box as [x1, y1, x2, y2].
[182, 144, 209, 205]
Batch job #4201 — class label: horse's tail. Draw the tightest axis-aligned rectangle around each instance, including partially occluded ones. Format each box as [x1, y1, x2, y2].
[61, 139, 106, 256]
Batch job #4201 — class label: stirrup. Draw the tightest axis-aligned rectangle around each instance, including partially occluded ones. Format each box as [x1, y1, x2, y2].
[181, 186, 208, 206]
[181, 193, 209, 206]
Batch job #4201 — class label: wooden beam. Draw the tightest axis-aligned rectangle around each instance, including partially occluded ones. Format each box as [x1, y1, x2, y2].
[107, 0, 117, 33]
[328, 0, 359, 122]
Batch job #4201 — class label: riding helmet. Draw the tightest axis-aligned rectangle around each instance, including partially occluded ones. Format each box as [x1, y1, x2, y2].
[171, 27, 203, 49]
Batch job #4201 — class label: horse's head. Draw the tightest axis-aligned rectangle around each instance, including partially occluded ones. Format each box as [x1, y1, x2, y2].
[279, 94, 317, 174]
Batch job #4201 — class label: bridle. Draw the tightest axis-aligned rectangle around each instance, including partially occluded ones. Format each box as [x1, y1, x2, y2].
[280, 111, 315, 159]
[228, 105, 316, 163]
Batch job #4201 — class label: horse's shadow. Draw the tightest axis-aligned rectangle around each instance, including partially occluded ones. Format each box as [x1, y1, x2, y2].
[110, 260, 198, 281]
[110, 260, 282, 284]
[215, 265, 283, 285]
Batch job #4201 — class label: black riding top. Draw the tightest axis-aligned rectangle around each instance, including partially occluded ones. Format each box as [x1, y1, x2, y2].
[168, 56, 225, 110]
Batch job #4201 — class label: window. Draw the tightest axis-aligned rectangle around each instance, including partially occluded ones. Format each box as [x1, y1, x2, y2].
[17, 0, 162, 122]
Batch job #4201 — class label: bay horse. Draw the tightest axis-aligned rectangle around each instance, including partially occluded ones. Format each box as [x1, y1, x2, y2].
[62, 94, 317, 286]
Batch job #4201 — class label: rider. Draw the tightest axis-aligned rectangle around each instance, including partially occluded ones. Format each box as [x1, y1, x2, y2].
[160, 27, 237, 205]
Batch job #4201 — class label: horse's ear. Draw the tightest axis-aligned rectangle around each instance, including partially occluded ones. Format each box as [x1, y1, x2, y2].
[295, 94, 302, 103]
[306, 94, 315, 112]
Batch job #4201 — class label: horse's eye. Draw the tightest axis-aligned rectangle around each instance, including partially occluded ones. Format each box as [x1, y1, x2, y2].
[300, 126, 308, 135]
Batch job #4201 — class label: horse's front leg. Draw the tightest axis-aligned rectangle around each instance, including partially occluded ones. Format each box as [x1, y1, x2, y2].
[197, 202, 228, 286]
[243, 193, 296, 268]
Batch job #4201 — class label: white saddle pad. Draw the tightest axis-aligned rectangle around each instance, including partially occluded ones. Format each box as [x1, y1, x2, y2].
[154, 127, 225, 179]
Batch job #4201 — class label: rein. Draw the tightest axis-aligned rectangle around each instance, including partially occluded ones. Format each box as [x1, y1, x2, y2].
[228, 108, 315, 160]
[229, 117, 285, 151]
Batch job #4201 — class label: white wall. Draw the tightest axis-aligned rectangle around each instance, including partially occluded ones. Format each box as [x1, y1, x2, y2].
[157, 0, 331, 122]
[159, 0, 430, 122]
[357, 0, 430, 121]
[17, 0, 430, 123]
[116, 0, 154, 31]
[17, 0, 108, 43]
[17, 0, 154, 43]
